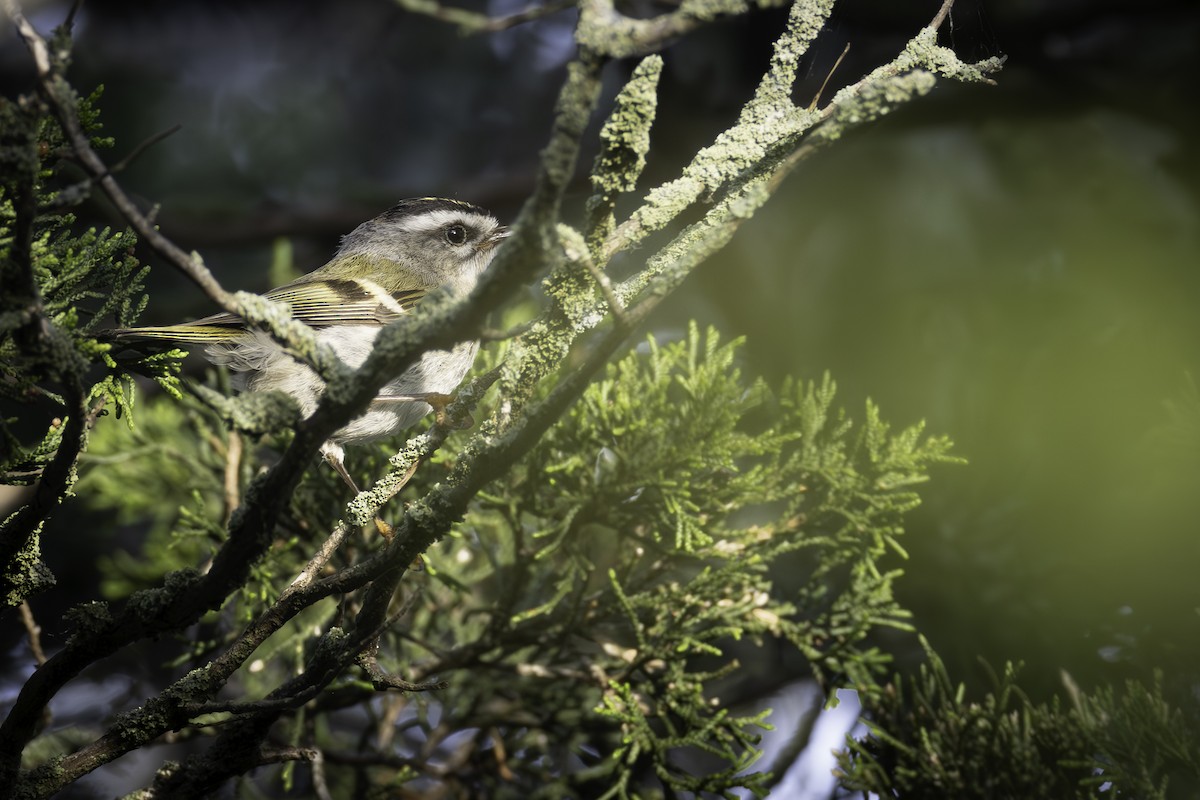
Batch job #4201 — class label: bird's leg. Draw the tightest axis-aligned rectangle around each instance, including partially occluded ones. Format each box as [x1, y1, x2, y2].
[321, 442, 395, 539]
[321, 387, 471, 542]
[324, 449, 361, 495]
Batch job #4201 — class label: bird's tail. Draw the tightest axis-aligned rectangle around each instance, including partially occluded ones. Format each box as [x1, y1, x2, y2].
[100, 325, 237, 345]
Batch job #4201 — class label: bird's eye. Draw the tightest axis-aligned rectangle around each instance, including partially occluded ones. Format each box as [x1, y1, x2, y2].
[445, 224, 468, 245]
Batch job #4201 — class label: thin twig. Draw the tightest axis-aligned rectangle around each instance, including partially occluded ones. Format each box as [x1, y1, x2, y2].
[396, 0, 575, 33]
[63, 0, 82, 31]
[259, 742, 336, 800]
[480, 319, 536, 341]
[309, 747, 334, 800]
[108, 123, 183, 175]
[153, 744, 335, 798]
[256, 745, 318, 765]
[187, 693, 323, 718]
[931, 0, 955, 31]
[18, 601, 47, 667]
[582, 258, 628, 329]
[184, 588, 428, 721]
[490, 727, 516, 781]
[808, 43, 850, 111]
[286, 521, 354, 592]
[39, 118, 178, 211]
[482, 0, 576, 31]
[222, 431, 242, 527]
[16, 602, 52, 735]
[321, 747, 435, 774]
[354, 591, 448, 693]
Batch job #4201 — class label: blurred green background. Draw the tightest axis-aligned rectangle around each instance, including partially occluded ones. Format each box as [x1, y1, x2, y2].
[3, 0, 1198, 715]
[670, 90, 1200, 694]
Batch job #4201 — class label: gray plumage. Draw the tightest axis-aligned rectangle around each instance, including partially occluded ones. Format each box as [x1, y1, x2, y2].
[109, 197, 508, 492]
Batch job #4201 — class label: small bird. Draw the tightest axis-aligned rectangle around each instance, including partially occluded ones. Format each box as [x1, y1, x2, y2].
[109, 197, 509, 496]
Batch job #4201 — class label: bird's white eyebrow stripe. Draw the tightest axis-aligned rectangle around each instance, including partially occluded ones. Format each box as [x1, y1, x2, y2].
[397, 208, 499, 234]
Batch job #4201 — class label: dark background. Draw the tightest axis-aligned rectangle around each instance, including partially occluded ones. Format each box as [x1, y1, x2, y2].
[3, 0, 1199, 789]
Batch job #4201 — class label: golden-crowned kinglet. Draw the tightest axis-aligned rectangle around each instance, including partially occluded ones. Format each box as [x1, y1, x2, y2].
[110, 197, 509, 493]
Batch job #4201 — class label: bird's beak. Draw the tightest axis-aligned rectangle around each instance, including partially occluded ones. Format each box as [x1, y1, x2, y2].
[481, 226, 511, 251]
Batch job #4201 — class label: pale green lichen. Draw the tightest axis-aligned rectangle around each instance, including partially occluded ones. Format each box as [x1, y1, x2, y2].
[589, 56, 662, 198]
[544, 227, 604, 332]
[1, 528, 54, 607]
[491, 220, 628, 423]
[192, 384, 301, 437]
[746, 0, 836, 109]
[124, 567, 202, 625]
[577, 0, 791, 58]
[601, 1, 1004, 273]
[347, 431, 439, 526]
[817, 70, 939, 142]
[904, 26, 1006, 84]
[608, 0, 834, 257]
[587, 55, 662, 251]
[536, 58, 605, 199]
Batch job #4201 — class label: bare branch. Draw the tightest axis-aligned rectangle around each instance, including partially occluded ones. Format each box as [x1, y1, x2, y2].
[107, 122, 183, 175]
[17, 601, 47, 666]
[221, 431, 242, 527]
[396, 0, 577, 32]
[931, 0, 955, 31]
[479, 318, 536, 341]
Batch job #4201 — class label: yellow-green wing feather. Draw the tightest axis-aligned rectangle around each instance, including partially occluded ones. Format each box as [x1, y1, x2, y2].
[107, 324, 242, 344]
[265, 279, 426, 326]
[110, 278, 427, 344]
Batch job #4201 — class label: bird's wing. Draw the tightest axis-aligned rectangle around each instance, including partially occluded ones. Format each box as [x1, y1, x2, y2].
[110, 279, 428, 344]
[198, 278, 427, 328]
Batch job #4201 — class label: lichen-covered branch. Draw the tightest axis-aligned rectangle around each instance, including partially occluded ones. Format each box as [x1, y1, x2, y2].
[576, 0, 792, 58]
[603, 1, 1001, 264]
[1, 0, 1005, 796]
[586, 55, 662, 253]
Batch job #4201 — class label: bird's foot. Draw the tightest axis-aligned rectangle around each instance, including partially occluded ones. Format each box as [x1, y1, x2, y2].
[379, 392, 474, 429]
